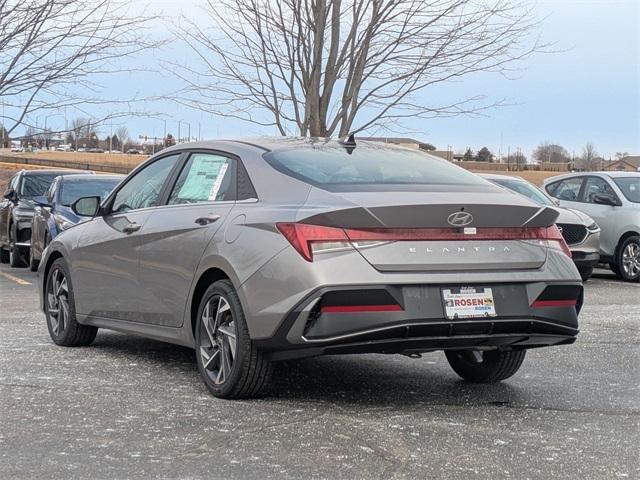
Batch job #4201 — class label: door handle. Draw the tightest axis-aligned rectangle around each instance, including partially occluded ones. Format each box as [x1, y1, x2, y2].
[194, 214, 221, 226]
[122, 222, 141, 234]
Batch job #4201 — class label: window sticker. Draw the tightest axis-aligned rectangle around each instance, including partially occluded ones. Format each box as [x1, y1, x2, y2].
[208, 162, 229, 200]
[176, 156, 227, 201]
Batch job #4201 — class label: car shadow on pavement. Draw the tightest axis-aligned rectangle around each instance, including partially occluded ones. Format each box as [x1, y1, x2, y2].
[269, 355, 526, 408]
[89, 332, 526, 408]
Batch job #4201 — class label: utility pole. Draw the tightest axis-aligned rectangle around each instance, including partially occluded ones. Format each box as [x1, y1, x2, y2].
[178, 121, 181, 144]
[198, 122, 201, 141]
[188, 123, 191, 142]
[163, 119, 167, 146]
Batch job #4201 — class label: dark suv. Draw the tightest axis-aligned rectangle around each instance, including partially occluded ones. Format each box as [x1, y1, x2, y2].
[0, 170, 90, 267]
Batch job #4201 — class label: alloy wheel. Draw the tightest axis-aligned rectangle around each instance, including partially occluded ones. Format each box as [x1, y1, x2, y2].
[47, 268, 69, 336]
[622, 242, 640, 277]
[199, 295, 237, 385]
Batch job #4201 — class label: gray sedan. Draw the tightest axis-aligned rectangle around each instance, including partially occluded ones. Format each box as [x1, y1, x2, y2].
[544, 172, 640, 282]
[38, 138, 583, 398]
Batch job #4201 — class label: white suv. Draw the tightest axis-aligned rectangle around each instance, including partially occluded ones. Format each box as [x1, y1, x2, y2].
[544, 172, 640, 282]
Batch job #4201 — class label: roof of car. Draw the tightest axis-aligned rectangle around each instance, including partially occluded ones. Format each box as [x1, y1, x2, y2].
[601, 171, 640, 178]
[163, 136, 432, 154]
[60, 174, 122, 182]
[21, 169, 79, 176]
[478, 173, 526, 182]
[543, 171, 640, 183]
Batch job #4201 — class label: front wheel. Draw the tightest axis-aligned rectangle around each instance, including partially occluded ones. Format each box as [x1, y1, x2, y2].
[578, 266, 593, 282]
[45, 258, 98, 346]
[195, 280, 272, 399]
[29, 253, 39, 272]
[616, 236, 640, 282]
[0, 247, 8, 264]
[8, 225, 27, 268]
[445, 349, 526, 383]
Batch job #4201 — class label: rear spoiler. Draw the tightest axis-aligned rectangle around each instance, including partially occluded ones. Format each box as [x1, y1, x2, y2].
[300, 204, 560, 229]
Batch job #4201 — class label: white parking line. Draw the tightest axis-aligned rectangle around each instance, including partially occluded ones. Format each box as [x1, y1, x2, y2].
[0, 271, 32, 285]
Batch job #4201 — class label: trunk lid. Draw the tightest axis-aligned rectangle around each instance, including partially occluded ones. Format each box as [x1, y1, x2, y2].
[300, 188, 559, 272]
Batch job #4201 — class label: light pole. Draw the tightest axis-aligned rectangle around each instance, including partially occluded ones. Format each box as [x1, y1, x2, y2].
[43, 114, 62, 150]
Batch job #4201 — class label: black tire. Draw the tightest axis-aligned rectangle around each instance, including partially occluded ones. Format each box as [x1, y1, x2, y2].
[8, 225, 27, 268]
[45, 257, 98, 347]
[615, 236, 640, 282]
[29, 255, 39, 272]
[445, 349, 526, 383]
[609, 262, 620, 276]
[578, 266, 593, 282]
[195, 279, 272, 399]
[0, 247, 8, 264]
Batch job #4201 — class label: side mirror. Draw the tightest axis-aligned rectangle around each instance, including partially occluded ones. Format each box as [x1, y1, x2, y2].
[592, 193, 619, 207]
[3, 188, 16, 201]
[72, 196, 101, 217]
[32, 196, 51, 208]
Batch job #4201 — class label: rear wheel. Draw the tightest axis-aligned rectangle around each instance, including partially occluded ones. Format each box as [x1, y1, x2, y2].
[616, 236, 640, 282]
[0, 247, 8, 263]
[45, 258, 98, 346]
[445, 349, 526, 383]
[195, 280, 272, 399]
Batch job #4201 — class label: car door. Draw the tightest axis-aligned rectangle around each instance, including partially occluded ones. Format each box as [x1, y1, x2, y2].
[580, 176, 622, 257]
[548, 176, 586, 212]
[71, 153, 183, 322]
[136, 151, 238, 326]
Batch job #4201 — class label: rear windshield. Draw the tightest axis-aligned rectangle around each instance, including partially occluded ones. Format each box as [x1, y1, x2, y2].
[263, 147, 488, 191]
[60, 178, 121, 206]
[613, 177, 640, 203]
[491, 178, 555, 206]
[20, 174, 60, 198]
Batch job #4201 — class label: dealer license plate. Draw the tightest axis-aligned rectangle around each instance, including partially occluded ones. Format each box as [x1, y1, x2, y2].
[442, 287, 497, 319]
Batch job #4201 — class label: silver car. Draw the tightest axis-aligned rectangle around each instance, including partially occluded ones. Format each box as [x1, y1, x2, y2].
[38, 138, 583, 398]
[544, 172, 640, 282]
[480, 174, 600, 281]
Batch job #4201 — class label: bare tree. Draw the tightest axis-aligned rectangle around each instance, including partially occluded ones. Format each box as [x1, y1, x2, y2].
[615, 151, 629, 161]
[0, 0, 159, 136]
[532, 142, 570, 164]
[506, 151, 527, 168]
[577, 142, 599, 171]
[115, 126, 129, 152]
[173, 0, 544, 137]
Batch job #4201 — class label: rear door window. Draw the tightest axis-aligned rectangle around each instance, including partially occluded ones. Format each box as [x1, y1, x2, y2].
[548, 178, 583, 202]
[168, 153, 235, 205]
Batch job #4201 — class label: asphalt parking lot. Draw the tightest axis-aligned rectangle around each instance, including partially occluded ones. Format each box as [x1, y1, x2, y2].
[0, 264, 638, 479]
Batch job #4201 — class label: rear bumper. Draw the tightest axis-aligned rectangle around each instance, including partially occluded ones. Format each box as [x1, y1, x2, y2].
[255, 282, 582, 360]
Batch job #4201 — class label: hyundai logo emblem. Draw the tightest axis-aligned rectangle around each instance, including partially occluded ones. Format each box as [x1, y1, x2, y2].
[447, 211, 474, 226]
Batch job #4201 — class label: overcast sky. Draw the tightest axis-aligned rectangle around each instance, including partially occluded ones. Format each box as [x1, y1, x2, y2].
[31, 0, 640, 159]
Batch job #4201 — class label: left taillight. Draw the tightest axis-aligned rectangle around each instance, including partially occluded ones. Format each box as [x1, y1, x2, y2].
[276, 223, 351, 262]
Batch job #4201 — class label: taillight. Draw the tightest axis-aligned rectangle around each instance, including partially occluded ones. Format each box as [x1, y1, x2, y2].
[543, 224, 572, 258]
[277, 223, 573, 261]
[276, 223, 351, 261]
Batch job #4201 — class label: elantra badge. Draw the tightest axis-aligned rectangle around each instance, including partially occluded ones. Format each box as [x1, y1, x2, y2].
[447, 211, 474, 227]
